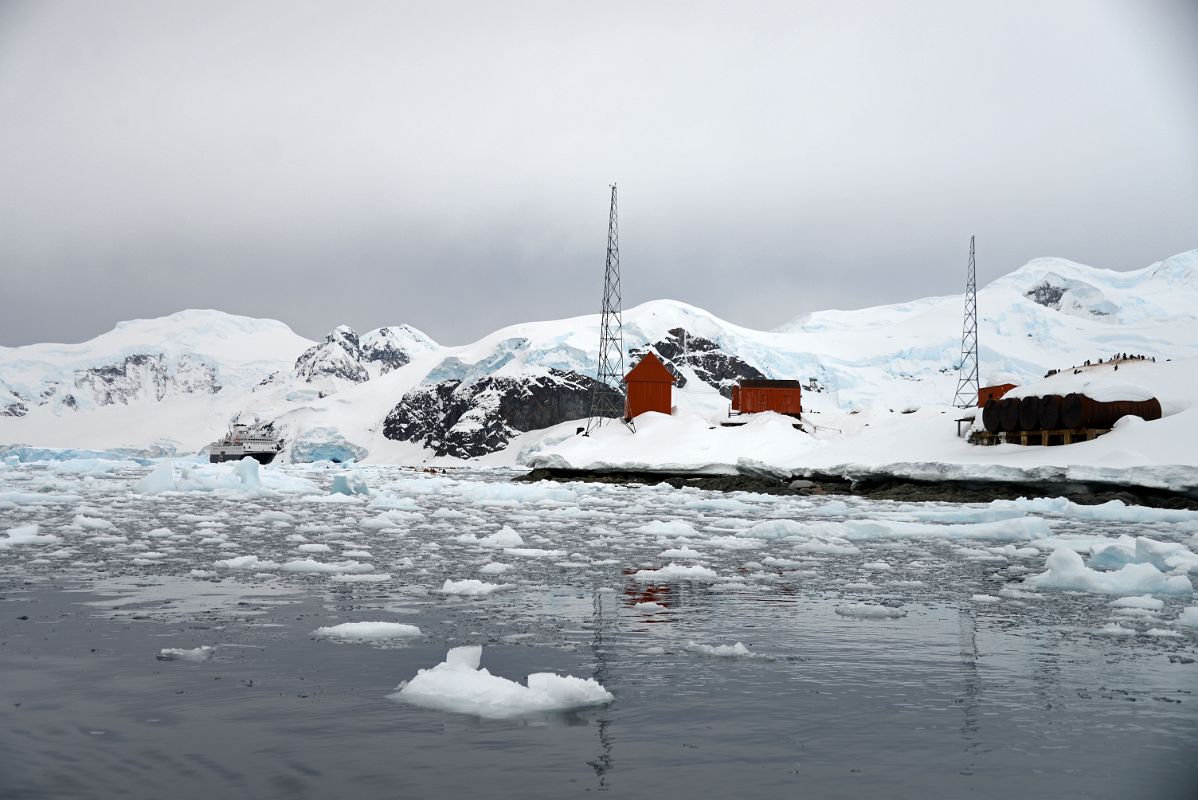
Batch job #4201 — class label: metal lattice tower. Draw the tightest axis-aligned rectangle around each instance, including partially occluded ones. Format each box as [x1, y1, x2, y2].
[585, 184, 630, 434]
[952, 235, 980, 408]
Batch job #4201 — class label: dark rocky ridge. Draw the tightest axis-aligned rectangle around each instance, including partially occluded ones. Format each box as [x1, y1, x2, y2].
[1025, 281, 1067, 309]
[629, 328, 765, 398]
[383, 369, 621, 458]
[71, 353, 220, 407]
[360, 327, 413, 374]
[294, 326, 369, 383]
[519, 467, 1198, 509]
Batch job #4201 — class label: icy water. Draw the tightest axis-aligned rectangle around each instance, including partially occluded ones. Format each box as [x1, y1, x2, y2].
[1, 461, 1196, 799]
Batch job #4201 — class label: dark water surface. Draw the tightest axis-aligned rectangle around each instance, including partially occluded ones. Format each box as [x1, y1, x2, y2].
[1, 463, 1196, 798]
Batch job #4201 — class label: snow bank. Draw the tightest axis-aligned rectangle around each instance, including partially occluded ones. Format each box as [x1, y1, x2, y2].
[1026, 548, 1193, 595]
[311, 621, 422, 642]
[390, 645, 613, 719]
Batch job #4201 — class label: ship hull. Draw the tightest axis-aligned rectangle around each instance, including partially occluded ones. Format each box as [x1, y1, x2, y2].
[208, 451, 279, 465]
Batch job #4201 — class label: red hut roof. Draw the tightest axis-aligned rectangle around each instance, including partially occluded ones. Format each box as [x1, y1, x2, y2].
[623, 352, 676, 384]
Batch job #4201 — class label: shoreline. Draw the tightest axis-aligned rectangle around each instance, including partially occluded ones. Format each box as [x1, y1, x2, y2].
[517, 466, 1198, 510]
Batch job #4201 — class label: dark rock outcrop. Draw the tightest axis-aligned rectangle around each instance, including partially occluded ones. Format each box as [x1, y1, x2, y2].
[71, 353, 221, 407]
[360, 327, 415, 374]
[1025, 280, 1067, 309]
[294, 326, 369, 383]
[629, 328, 766, 398]
[383, 369, 621, 458]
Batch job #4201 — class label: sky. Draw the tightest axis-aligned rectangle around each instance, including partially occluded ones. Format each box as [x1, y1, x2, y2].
[1, 0, 1195, 347]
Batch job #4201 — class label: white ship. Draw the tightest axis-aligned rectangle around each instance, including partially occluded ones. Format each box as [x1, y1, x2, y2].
[207, 421, 284, 464]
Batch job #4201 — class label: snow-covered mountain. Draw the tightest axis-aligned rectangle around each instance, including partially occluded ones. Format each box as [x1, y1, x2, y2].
[2, 249, 1196, 464]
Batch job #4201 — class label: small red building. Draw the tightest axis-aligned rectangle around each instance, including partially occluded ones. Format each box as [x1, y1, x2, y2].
[623, 352, 676, 419]
[731, 379, 802, 418]
[978, 383, 1017, 407]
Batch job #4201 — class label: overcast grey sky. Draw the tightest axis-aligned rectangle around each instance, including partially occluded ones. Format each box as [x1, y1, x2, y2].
[1, 0, 1195, 347]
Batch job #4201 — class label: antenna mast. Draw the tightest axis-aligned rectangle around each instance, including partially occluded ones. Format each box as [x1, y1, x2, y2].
[585, 184, 630, 433]
[952, 235, 980, 408]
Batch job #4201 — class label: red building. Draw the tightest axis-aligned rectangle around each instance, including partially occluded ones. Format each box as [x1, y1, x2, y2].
[731, 379, 802, 418]
[623, 352, 676, 419]
[978, 383, 1017, 407]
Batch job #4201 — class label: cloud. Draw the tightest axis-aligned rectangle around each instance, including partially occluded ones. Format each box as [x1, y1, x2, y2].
[0, 0, 1195, 345]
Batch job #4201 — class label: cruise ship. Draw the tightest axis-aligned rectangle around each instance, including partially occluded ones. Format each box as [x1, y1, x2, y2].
[206, 421, 284, 464]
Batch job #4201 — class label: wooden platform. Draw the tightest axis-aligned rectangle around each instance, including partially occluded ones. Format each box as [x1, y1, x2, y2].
[969, 428, 1111, 447]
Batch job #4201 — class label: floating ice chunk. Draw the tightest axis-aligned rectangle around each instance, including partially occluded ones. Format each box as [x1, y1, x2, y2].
[685, 641, 753, 657]
[391, 645, 613, 719]
[1096, 623, 1137, 636]
[456, 526, 524, 548]
[1090, 536, 1198, 574]
[280, 559, 374, 574]
[440, 579, 512, 596]
[971, 594, 1001, 603]
[834, 604, 907, 619]
[736, 519, 806, 540]
[478, 562, 512, 575]
[1026, 548, 1193, 596]
[157, 646, 214, 662]
[135, 461, 177, 494]
[660, 547, 703, 559]
[298, 543, 332, 553]
[73, 515, 113, 530]
[1110, 595, 1165, 611]
[1145, 628, 1183, 638]
[1176, 607, 1198, 627]
[331, 471, 370, 496]
[214, 554, 280, 570]
[330, 573, 392, 583]
[232, 457, 261, 489]
[503, 547, 565, 558]
[1000, 497, 1198, 524]
[189, 569, 215, 578]
[862, 561, 891, 571]
[361, 510, 417, 530]
[255, 510, 295, 524]
[706, 535, 761, 551]
[631, 563, 719, 583]
[634, 520, 699, 538]
[1, 523, 60, 549]
[634, 601, 666, 612]
[312, 621, 422, 641]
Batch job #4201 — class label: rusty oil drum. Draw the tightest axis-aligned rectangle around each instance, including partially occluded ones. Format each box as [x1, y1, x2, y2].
[1060, 393, 1162, 429]
[999, 397, 1022, 432]
[1037, 395, 1062, 430]
[1018, 396, 1039, 431]
[982, 399, 1003, 433]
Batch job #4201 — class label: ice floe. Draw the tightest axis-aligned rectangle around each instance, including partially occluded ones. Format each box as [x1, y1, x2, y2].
[1026, 548, 1193, 596]
[312, 621, 422, 642]
[391, 645, 613, 719]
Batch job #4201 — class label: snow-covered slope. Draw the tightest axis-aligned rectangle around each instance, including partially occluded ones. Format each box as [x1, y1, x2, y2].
[2, 249, 1196, 478]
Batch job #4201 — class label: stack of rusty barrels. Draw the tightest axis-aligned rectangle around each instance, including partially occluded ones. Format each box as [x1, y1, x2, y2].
[981, 393, 1161, 434]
